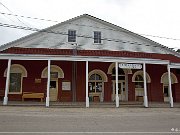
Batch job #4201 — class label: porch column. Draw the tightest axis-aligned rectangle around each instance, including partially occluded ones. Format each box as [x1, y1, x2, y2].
[167, 65, 173, 108]
[3, 59, 11, 105]
[115, 62, 119, 107]
[125, 73, 128, 101]
[143, 63, 148, 107]
[86, 61, 89, 107]
[46, 60, 51, 107]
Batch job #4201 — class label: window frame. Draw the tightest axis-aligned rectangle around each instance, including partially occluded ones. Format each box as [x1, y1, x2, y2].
[163, 85, 169, 97]
[50, 72, 58, 79]
[111, 67, 125, 80]
[134, 74, 144, 88]
[93, 31, 102, 44]
[9, 73, 23, 94]
[89, 73, 103, 93]
[68, 30, 76, 43]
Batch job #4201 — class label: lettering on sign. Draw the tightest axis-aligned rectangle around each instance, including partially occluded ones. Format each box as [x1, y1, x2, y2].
[119, 63, 142, 69]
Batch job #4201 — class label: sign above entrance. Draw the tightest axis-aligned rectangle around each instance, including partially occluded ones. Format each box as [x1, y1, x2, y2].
[119, 63, 142, 69]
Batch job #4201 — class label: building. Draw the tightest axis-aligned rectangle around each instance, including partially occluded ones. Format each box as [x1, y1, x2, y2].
[0, 14, 180, 107]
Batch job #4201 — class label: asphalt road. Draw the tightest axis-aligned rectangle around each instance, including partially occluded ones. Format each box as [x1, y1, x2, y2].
[0, 106, 180, 135]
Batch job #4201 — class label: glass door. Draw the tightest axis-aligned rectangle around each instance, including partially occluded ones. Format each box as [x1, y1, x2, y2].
[112, 81, 126, 101]
[163, 85, 169, 102]
[50, 80, 58, 101]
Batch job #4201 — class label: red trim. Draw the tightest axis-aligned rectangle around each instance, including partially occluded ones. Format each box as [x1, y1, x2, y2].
[1, 47, 180, 63]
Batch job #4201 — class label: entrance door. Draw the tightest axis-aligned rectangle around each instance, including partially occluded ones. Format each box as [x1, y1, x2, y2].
[50, 80, 58, 101]
[89, 82, 104, 102]
[112, 81, 126, 101]
[163, 85, 169, 102]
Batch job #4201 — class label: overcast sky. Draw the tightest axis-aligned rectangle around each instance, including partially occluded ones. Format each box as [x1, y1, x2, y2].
[0, 0, 180, 50]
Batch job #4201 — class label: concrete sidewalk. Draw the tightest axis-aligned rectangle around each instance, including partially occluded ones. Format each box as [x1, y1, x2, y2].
[1, 101, 180, 108]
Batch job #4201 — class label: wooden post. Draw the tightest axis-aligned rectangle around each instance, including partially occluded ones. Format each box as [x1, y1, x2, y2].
[3, 59, 11, 105]
[86, 61, 89, 107]
[115, 62, 119, 107]
[167, 65, 173, 108]
[46, 60, 51, 107]
[143, 63, 148, 107]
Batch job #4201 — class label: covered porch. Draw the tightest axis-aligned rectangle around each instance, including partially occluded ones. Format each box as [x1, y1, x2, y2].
[0, 53, 180, 108]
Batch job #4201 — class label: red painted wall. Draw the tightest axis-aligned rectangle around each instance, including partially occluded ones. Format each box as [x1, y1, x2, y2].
[174, 70, 180, 102]
[76, 62, 86, 101]
[146, 64, 165, 102]
[128, 74, 135, 101]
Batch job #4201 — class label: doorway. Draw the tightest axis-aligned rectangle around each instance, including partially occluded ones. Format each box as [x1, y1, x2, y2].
[112, 81, 126, 101]
[50, 79, 58, 101]
[163, 85, 169, 102]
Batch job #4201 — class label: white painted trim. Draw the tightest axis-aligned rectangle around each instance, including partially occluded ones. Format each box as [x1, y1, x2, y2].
[88, 70, 105, 102]
[88, 69, 108, 82]
[132, 70, 151, 83]
[125, 72, 128, 101]
[161, 72, 178, 84]
[169, 63, 180, 69]
[8, 75, 23, 95]
[46, 60, 51, 107]
[41, 65, 64, 78]
[143, 63, 148, 107]
[86, 61, 89, 107]
[3, 59, 11, 105]
[49, 79, 58, 101]
[112, 80, 126, 101]
[0, 53, 170, 65]
[167, 65, 173, 108]
[115, 62, 119, 107]
[4, 63, 25, 95]
[4, 64, 27, 77]
[4, 64, 27, 95]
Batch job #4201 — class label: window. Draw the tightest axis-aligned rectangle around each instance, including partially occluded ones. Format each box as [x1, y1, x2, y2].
[114, 82, 125, 94]
[135, 75, 144, 88]
[164, 86, 169, 97]
[9, 73, 22, 93]
[50, 72, 58, 78]
[89, 74, 103, 93]
[111, 67, 125, 80]
[94, 31, 101, 44]
[50, 81, 56, 88]
[68, 30, 76, 42]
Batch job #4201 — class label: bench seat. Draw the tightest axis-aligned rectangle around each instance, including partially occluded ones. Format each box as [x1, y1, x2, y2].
[22, 92, 44, 102]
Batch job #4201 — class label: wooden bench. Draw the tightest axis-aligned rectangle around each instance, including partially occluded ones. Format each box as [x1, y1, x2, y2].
[22, 92, 44, 102]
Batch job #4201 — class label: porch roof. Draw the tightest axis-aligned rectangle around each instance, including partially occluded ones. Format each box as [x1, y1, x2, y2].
[0, 53, 171, 65]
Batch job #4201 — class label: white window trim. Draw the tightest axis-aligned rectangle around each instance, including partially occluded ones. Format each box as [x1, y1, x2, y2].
[161, 72, 178, 84]
[132, 70, 151, 83]
[68, 29, 77, 43]
[41, 65, 64, 78]
[9, 73, 23, 94]
[4, 64, 27, 94]
[93, 31, 103, 45]
[88, 69, 108, 82]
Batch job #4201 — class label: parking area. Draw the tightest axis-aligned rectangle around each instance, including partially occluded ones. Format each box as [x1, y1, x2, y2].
[0, 106, 180, 135]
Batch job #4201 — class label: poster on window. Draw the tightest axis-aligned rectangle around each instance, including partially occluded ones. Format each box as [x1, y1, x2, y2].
[62, 82, 71, 91]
